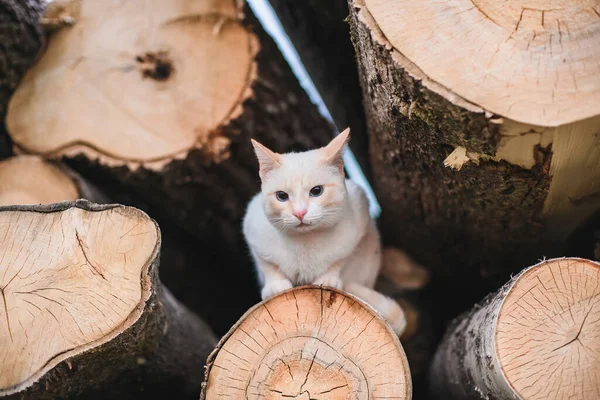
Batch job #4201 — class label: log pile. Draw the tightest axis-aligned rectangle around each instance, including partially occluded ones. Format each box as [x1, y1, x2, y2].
[0, 0, 598, 399]
[6, 0, 332, 246]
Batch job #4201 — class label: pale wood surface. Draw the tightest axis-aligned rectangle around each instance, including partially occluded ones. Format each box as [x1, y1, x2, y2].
[0, 205, 158, 395]
[203, 286, 411, 400]
[497, 258, 600, 399]
[430, 258, 600, 399]
[0, 156, 79, 206]
[360, 0, 600, 126]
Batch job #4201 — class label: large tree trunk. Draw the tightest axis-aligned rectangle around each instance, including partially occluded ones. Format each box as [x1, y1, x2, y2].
[0, 201, 216, 400]
[267, 0, 370, 175]
[429, 257, 600, 400]
[0, 0, 44, 159]
[348, 0, 600, 316]
[201, 286, 412, 400]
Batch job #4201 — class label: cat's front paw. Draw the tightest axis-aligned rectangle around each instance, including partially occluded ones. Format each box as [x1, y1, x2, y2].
[261, 279, 293, 300]
[313, 275, 344, 290]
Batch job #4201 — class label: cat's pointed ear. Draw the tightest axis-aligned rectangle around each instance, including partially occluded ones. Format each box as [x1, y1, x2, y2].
[321, 128, 350, 172]
[251, 139, 281, 180]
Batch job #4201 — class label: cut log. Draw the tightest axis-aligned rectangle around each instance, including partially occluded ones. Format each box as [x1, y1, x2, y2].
[6, 0, 332, 245]
[429, 257, 600, 400]
[201, 286, 411, 400]
[0, 0, 44, 159]
[267, 0, 370, 174]
[348, 0, 600, 314]
[0, 155, 106, 206]
[0, 201, 216, 399]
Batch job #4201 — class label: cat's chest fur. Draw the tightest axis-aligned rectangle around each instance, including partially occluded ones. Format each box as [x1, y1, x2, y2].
[275, 226, 354, 284]
[244, 180, 367, 285]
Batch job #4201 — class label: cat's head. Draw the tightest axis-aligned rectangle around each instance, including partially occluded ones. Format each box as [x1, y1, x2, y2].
[251, 128, 350, 234]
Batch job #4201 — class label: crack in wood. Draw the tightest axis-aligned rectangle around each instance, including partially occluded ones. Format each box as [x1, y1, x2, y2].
[552, 306, 594, 352]
[0, 287, 13, 343]
[299, 350, 318, 395]
[75, 230, 106, 280]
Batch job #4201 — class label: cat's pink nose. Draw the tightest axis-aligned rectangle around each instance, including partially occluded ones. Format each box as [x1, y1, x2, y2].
[293, 209, 307, 221]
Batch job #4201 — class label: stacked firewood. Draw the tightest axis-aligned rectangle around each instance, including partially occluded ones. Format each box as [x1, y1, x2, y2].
[0, 0, 598, 399]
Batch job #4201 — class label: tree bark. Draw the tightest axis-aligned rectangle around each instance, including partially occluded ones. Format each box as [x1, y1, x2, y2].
[201, 285, 412, 400]
[267, 0, 370, 175]
[0, 0, 44, 159]
[429, 257, 600, 400]
[347, 0, 600, 318]
[0, 201, 217, 400]
[376, 247, 434, 399]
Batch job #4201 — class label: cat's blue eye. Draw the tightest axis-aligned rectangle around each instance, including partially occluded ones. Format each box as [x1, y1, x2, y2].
[275, 191, 289, 202]
[309, 186, 323, 197]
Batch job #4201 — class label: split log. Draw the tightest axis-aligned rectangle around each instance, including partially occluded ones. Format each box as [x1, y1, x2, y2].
[0, 0, 44, 159]
[267, 0, 370, 174]
[348, 0, 600, 313]
[0, 201, 216, 399]
[430, 257, 600, 400]
[6, 0, 332, 249]
[201, 286, 411, 400]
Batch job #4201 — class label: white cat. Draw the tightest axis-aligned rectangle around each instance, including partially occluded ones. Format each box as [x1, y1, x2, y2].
[243, 128, 406, 335]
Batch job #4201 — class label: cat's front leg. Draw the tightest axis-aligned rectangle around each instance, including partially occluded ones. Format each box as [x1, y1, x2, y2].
[313, 261, 344, 290]
[257, 259, 293, 300]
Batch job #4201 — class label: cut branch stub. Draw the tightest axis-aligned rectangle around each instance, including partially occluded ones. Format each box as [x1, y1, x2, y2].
[7, 0, 258, 167]
[201, 286, 411, 400]
[0, 201, 216, 399]
[430, 257, 600, 400]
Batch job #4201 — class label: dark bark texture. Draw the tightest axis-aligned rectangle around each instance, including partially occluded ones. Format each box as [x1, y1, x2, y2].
[0, 0, 44, 159]
[376, 278, 434, 398]
[268, 0, 370, 175]
[348, 1, 554, 323]
[54, 5, 333, 332]
[2, 201, 217, 400]
[428, 292, 503, 400]
[565, 211, 600, 262]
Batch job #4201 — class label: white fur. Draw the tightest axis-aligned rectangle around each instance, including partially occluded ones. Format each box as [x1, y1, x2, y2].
[243, 131, 406, 336]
